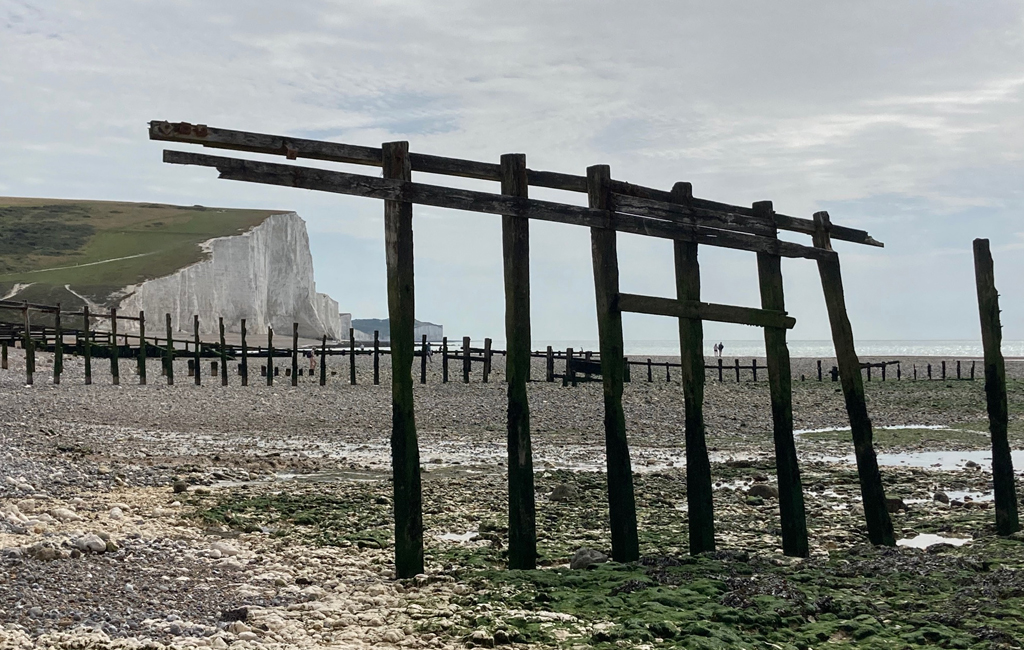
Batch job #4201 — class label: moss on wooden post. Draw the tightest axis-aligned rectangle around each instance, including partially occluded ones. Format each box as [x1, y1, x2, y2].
[754, 200, 808, 557]
[588, 164, 639, 563]
[813, 211, 894, 546]
[973, 238, 1020, 535]
[384, 140, 424, 578]
[502, 152, 537, 570]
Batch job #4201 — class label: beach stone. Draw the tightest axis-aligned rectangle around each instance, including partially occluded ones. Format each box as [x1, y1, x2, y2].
[747, 484, 779, 499]
[469, 629, 494, 647]
[172, 480, 188, 493]
[52, 507, 82, 523]
[549, 484, 577, 502]
[933, 492, 949, 504]
[382, 629, 404, 643]
[109, 507, 124, 520]
[885, 497, 908, 513]
[75, 534, 106, 553]
[570, 547, 608, 570]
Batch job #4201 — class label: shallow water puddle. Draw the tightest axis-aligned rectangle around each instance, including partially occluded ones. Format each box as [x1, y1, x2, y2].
[896, 533, 972, 549]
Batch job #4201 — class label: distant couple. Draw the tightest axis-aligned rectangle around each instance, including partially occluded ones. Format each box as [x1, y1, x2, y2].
[713, 342, 725, 358]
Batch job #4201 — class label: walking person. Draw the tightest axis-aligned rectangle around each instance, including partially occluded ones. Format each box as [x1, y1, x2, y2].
[713, 342, 720, 358]
[718, 342, 724, 358]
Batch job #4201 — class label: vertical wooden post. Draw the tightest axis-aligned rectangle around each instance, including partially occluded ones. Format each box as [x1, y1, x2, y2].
[502, 152, 536, 569]
[942, 360, 946, 380]
[647, 358, 653, 382]
[813, 211, 894, 546]
[84, 307, 93, 385]
[973, 238, 1020, 535]
[349, 327, 357, 386]
[928, 363, 932, 380]
[292, 322, 299, 387]
[971, 361, 975, 380]
[23, 304, 33, 385]
[817, 359, 823, 381]
[163, 313, 172, 385]
[673, 182, 715, 555]
[957, 360, 961, 380]
[374, 330, 381, 385]
[462, 336, 471, 383]
[421, 334, 428, 384]
[624, 357, 631, 382]
[482, 337, 492, 383]
[137, 311, 146, 385]
[192, 315, 200, 386]
[110, 307, 120, 386]
[240, 319, 248, 386]
[718, 357, 723, 382]
[546, 346, 554, 382]
[754, 200, 808, 558]
[441, 335, 448, 383]
[219, 317, 228, 386]
[563, 347, 574, 387]
[267, 327, 274, 386]
[383, 140, 423, 578]
[53, 304, 63, 385]
[751, 358, 758, 382]
[320, 335, 327, 386]
[588, 164, 639, 562]
[734, 358, 740, 382]
[1, 342, 6, 370]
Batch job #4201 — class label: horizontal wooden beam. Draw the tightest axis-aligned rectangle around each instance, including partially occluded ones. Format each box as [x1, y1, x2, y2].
[149, 121, 880, 247]
[610, 193, 776, 238]
[163, 150, 833, 261]
[618, 293, 796, 329]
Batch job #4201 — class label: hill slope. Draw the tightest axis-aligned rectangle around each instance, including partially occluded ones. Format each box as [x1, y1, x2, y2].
[0, 197, 280, 307]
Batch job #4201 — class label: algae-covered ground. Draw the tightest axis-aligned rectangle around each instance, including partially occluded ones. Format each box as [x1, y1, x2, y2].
[0, 197, 280, 307]
[193, 459, 1024, 649]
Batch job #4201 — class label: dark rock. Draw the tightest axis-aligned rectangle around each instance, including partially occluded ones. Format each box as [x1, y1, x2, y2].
[549, 484, 578, 502]
[172, 480, 188, 494]
[885, 497, 908, 513]
[570, 547, 608, 570]
[492, 629, 511, 645]
[933, 491, 949, 504]
[950, 500, 964, 509]
[747, 484, 779, 499]
[220, 607, 249, 622]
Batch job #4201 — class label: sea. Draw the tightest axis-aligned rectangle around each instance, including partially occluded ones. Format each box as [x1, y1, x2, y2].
[465, 340, 1024, 358]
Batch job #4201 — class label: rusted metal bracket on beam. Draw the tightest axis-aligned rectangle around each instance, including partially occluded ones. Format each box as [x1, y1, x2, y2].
[618, 293, 796, 329]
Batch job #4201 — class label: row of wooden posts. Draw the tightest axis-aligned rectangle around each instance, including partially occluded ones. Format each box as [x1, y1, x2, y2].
[147, 121, 1019, 579]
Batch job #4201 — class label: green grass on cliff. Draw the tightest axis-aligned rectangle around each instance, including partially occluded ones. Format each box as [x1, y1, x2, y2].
[0, 197, 282, 307]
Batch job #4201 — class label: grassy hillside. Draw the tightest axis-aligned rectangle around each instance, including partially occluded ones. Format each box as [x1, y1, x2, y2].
[0, 197, 282, 308]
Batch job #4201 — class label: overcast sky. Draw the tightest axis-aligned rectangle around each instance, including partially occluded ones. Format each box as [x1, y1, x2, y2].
[3, 1, 1023, 345]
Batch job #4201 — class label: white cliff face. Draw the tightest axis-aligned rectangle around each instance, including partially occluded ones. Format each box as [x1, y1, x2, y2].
[117, 212, 349, 339]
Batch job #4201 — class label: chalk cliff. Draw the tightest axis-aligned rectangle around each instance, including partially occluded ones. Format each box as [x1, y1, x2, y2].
[117, 212, 348, 339]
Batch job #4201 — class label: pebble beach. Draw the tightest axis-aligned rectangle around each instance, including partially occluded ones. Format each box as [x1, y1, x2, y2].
[3, 348, 1024, 649]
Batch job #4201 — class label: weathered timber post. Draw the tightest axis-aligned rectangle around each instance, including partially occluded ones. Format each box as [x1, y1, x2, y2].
[441, 336, 448, 383]
[942, 360, 946, 380]
[672, 182, 714, 555]
[1, 342, 6, 370]
[110, 307, 120, 385]
[349, 327, 356, 386]
[546, 346, 554, 382]
[734, 358, 740, 382]
[23, 303, 33, 385]
[973, 238, 1020, 535]
[897, 361, 901, 380]
[751, 358, 758, 381]
[462, 336, 471, 383]
[421, 334, 427, 384]
[138, 311, 146, 385]
[623, 357, 631, 382]
[971, 361, 975, 380]
[718, 358, 723, 382]
[482, 337, 492, 383]
[192, 315, 200, 386]
[754, 200, 808, 557]
[240, 319, 248, 386]
[267, 327, 274, 386]
[647, 358, 653, 382]
[320, 335, 327, 386]
[53, 304, 63, 385]
[587, 164, 639, 562]
[374, 331, 381, 385]
[564, 347, 574, 387]
[219, 317, 228, 386]
[927, 363, 932, 380]
[866, 365, 872, 381]
[502, 152, 537, 569]
[84, 307, 93, 385]
[383, 140, 423, 578]
[812, 211, 894, 546]
[292, 323, 299, 387]
[957, 360, 961, 380]
[818, 359, 823, 381]
[163, 313, 173, 385]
